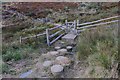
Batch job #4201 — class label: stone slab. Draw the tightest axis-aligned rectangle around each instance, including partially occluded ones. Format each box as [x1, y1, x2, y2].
[62, 33, 77, 40]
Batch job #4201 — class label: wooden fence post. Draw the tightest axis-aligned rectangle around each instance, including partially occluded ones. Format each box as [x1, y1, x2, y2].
[65, 20, 67, 25]
[20, 36, 22, 44]
[74, 20, 76, 30]
[46, 29, 50, 46]
[77, 20, 79, 26]
[65, 20, 68, 28]
[65, 20, 68, 33]
[74, 20, 77, 34]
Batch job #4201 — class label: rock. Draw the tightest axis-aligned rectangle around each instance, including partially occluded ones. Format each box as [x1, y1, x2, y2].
[20, 70, 33, 78]
[6, 61, 13, 65]
[47, 51, 59, 56]
[55, 56, 71, 66]
[51, 64, 63, 76]
[41, 53, 50, 57]
[55, 46, 61, 50]
[66, 46, 72, 49]
[43, 61, 52, 67]
[41, 53, 51, 60]
[66, 46, 72, 51]
[60, 41, 65, 44]
[41, 51, 59, 60]
[57, 49, 67, 55]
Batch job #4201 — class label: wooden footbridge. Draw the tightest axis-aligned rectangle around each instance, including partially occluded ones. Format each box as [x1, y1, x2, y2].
[20, 16, 119, 46]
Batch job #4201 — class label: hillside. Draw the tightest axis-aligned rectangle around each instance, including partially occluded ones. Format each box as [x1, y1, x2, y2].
[1, 2, 119, 78]
[2, 2, 79, 18]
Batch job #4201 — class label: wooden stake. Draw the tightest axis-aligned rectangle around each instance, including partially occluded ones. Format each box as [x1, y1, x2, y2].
[46, 29, 50, 46]
[20, 36, 22, 44]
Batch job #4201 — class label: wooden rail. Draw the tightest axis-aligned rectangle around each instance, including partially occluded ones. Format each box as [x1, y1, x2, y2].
[49, 25, 62, 31]
[19, 16, 119, 45]
[77, 20, 119, 30]
[49, 29, 64, 38]
[46, 25, 65, 46]
[77, 16, 119, 26]
[20, 32, 46, 44]
[77, 20, 119, 33]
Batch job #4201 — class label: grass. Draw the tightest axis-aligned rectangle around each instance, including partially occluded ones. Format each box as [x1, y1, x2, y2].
[2, 44, 33, 62]
[2, 20, 54, 62]
[78, 6, 118, 23]
[2, 3, 118, 77]
[2, 20, 55, 74]
[77, 23, 118, 70]
[2, 62, 11, 74]
[2, 41, 47, 74]
[2, 34, 48, 62]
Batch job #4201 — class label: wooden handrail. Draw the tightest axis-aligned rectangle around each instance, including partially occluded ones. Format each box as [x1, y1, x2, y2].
[49, 25, 62, 31]
[21, 32, 46, 40]
[46, 25, 65, 46]
[50, 33, 65, 45]
[49, 29, 64, 38]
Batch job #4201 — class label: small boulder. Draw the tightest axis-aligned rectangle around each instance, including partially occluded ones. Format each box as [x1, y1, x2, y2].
[55, 46, 61, 50]
[66, 46, 73, 52]
[57, 49, 67, 55]
[47, 51, 59, 56]
[41, 53, 52, 61]
[51, 64, 63, 76]
[60, 41, 65, 44]
[43, 61, 52, 67]
[55, 56, 71, 66]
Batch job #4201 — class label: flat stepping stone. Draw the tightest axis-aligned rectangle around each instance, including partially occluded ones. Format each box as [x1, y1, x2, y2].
[60, 41, 65, 44]
[43, 61, 52, 67]
[55, 56, 71, 66]
[51, 64, 63, 76]
[41, 51, 59, 60]
[62, 33, 77, 40]
[20, 70, 33, 78]
[47, 51, 59, 56]
[55, 46, 61, 50]
[57, 49, 67, 55]
[41, 53, 51, 59]
[62, 33, 77, 44]
[66, 46, 72, 49]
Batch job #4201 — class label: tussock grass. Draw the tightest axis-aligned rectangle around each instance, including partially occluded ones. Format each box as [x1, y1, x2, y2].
[77, 23, 118, 70]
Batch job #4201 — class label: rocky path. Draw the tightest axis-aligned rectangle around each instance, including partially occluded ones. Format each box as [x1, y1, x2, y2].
[19, 39, 87, 78]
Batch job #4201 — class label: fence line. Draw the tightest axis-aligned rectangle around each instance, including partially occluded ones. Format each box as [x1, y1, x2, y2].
[49, 29, 64, 38]
[50, 33, 65, 45]
[77, 20, 119, 30]
[19, 25, 65, 45]
[77, 20, 119, 33]
[49, 25, 62, 31]
[19, 16, 119, 45]
[46, 25, 65, 46]
[77, 16, 119, 26]
[20, 32, 46, 44]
